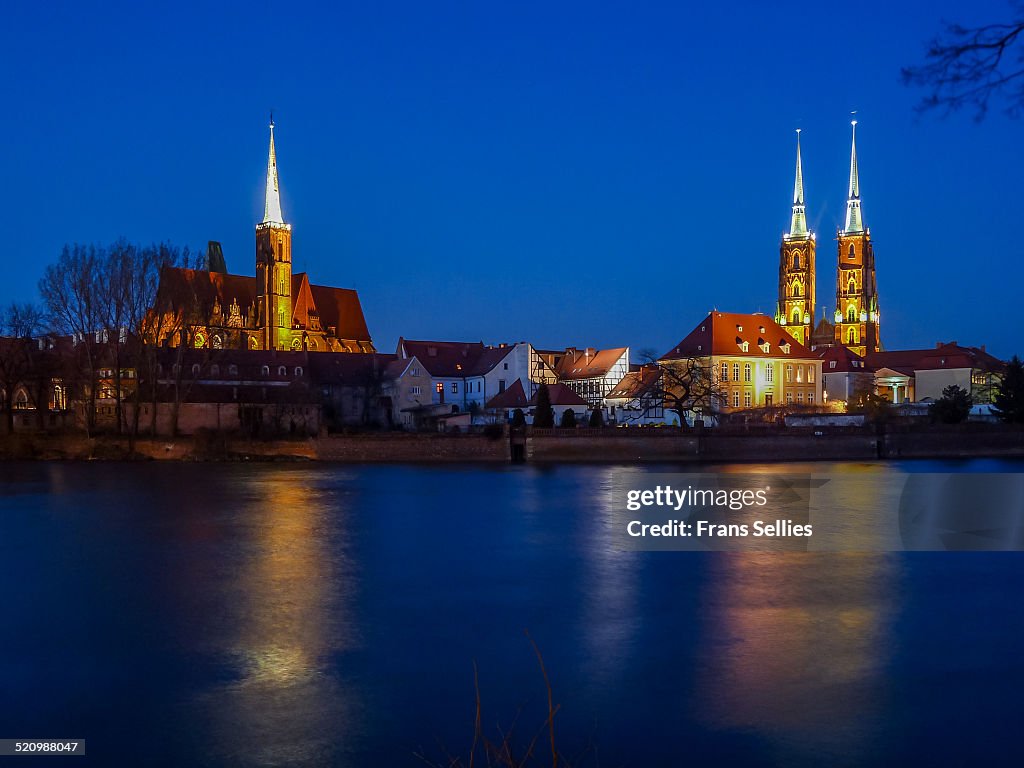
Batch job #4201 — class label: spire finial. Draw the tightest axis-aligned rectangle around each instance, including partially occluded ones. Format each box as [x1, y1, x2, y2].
[843, 116, 864, 233]
[263, 117, 284, 225]
[787, 129, 808, 238]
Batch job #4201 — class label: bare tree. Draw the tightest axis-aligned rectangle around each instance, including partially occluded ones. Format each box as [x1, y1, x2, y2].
[903, 3, 1024, 118]
[39, 245, 104, 436]
[0, 303, 45, 434]
[638, 348, 726, 426]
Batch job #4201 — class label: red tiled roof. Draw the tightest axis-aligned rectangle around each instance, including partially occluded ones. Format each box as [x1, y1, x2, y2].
[398, 339, 486, 377]
[308, 282, 371, 341]
[533, 383, 587, 407]
[661, 312, 817, 361]
[552, 347, 628, 380]
[817, 345, 869, 373]
[867, 342, 1005, 374]
[485, 379, 529, 409]
[606, 365, 661, 399]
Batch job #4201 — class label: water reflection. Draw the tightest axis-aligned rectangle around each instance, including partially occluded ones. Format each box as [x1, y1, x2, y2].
[696, 551, 898, 764]
[193, 469, 360, 766]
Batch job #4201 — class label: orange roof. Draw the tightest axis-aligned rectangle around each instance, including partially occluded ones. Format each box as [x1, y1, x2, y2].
[552, 347, 628, 380]
[606, 365, 662, 399]
[485, 380, 530, 409]
[535, 383, 588, 407]
[661, 311, 817, 361]
[817, 345, 868, 373]
[867, 342, 1004, 374]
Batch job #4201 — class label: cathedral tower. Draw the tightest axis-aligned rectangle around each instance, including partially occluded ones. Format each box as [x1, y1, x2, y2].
[776, 129, 815, 345]
[256, 118, 293, 350]
[833, 120, 880, 356]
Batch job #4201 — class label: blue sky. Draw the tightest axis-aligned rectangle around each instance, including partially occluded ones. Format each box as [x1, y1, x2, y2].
[2, 1, 1021, 358]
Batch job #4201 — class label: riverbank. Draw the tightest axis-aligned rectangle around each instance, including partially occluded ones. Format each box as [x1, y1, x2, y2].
[2, 424, 1023, 463]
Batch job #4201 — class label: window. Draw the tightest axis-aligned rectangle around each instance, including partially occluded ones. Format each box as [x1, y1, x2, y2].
[766, 364, 774, 383]
[295, 366, 303, 377]
[498, 379, 506, 393]
[191, 364, 201, 376]
[847, 307, 856, 324]
[733, 390, 740, 408]
[793, 253, 800, 269]
[435, 382, 443, 394]
[793, 283, 801, 297]
[808, 367, 815, 383]
[741, 341, 749, 353]
[503, 363, 509, 370]
[848, 329, 857, 344]
[733, 363, 740, 381]
[848, 280, 856, 296]
[848, 244, 855, 259]
[721, 362, 728, 381]
[212, 334, 223, 350]
[796, 365, 804, 383]
[278, 366, 287, 376]
[451, 382, 458, 394]
[744, 390, 751, 408]
[797, 392, 804, 403]
[261, 365, 270, 376]
[808, 393, 815, 404]
[830, 360, 836, 369]
[792, 309, 801, 324]
[411, 368, 420, 377]
[744, 363, 751, 382]
[786, 391, 794, 404]
[411, 386, 421, 396]
[786, 364, 793, 382]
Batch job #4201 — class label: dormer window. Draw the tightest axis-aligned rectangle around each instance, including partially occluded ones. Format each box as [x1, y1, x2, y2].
[736, 325, 743, 332]
[741, 341, 749, 353]
[830, 361, 837, 369]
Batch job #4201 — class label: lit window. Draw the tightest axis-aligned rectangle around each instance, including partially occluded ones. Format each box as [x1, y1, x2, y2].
[797, 392, 804, 403]
[733, 363, 740, 381]
[796, 365, 804, 383]
[766, 364, 774, 383]
[744, 390, 751, 408]
[786, 392, 794, 404]
[733, 390, 740, 408]
[786, 364, 793, 382]
[808, 367, 815, 383]
[721, 362, 728, 381]
[436, 382, 443, 394]
[744, 363, 751, 382]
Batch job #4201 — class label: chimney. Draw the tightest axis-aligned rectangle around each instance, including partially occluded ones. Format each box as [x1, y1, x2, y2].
[585, 347, 597, 358]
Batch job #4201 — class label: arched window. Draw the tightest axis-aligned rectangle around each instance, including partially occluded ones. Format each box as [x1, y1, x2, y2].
[848, 329, 857, 344]
[793, 283, 801, 297]
[792, 309, 801, 324]
[278, 366, 287, 376]
[848, 244, 855, 259]
[191, 364, 201, 377]
[261, 365, 270, 376]
[793, 253, 800, 269]
[295, 366, 303, 377]
[212, 334, 223, 350]
[848, 280, 855, 296]
[847, 307, 856, 324]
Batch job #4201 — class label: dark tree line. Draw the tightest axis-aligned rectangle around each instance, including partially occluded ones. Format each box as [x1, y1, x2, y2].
[0, 241, 201, 439]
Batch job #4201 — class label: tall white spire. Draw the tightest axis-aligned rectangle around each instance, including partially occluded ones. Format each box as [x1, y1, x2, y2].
[843, 120, 863, 234]
[263, 116, 285, 225]
[788, 129, 808, 238]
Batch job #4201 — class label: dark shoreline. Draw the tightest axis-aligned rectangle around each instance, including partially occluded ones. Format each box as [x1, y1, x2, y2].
[3, 426, 1023, 464]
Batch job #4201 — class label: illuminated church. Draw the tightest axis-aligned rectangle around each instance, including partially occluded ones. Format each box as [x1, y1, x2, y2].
[157, 120, 375, 352]
[776, 121, 880, 357]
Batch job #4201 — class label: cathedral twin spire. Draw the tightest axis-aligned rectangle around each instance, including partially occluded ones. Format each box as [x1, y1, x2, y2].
[784, 120, 864, 236]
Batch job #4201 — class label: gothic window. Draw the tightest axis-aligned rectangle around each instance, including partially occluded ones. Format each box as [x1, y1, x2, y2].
[793, 253, 800, 269]
[261, 365, 270, 376]
[212, 334, 223, 350]
[848, 329, 857, 345]
[792, 309, 801, 324]
[191, 364, 201, 376]
[793, 283, 801, 297]
[847, 307, 856, 324]
[278, 366, 287, 376]
[848, 280, 856, 296]
[848, 244, 855, 259]
[295, 367, 303, 377]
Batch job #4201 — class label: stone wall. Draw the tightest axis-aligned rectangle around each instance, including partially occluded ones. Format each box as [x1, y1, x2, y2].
[316, 433, 509, 462]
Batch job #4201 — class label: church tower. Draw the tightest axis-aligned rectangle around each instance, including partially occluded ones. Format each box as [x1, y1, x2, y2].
[776, 129, 815, 345]
[256, 117, 293, 350]
[833, 120, 880, 356]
